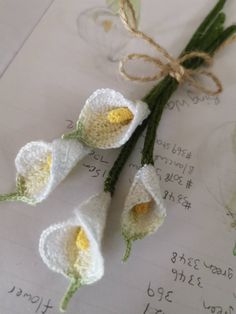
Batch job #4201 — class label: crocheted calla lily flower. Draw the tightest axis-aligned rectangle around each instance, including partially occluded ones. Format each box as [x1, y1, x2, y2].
[39, 191, 111, 312]
[63, 89, 150, 149]
[0, 139, 90, 204]
[121, 164, 166, 261]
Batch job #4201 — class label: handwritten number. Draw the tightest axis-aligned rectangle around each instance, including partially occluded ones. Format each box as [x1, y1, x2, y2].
[197, 277, 203, 288]
[143, 303, 150, 314]
[179, 253, 186, 264]
[171, 252, 177, 264]
[157, 287, 164, 301]
[165, 291, 173, 303]
[187, 257, 193, 267]
[147, 282, 155, 297]
[92, 169, 101, 177]
[194, 259, 200, 271]
[228, 268, 233, 280]
[172, 268, 178, 281]
[8, 286, 15, 293]
[188, 275, 194, 286]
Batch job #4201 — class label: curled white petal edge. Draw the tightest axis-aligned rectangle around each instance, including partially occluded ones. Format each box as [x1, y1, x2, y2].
[39, 192, 111, 284]
[78, 88, 150, 149]
[122, 164, 166, 238]
[39, 219, 77, 278]
[15, 139, 90, 203]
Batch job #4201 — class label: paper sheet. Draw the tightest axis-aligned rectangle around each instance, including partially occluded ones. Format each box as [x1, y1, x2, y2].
[0, 0, 54, 76]
[0, 0, 235, 313]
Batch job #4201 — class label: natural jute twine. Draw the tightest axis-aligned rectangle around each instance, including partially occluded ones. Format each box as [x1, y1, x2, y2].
[119, 0, 236, 96]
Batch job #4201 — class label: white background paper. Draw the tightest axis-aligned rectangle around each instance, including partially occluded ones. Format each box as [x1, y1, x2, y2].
[0, 1, 235, 313]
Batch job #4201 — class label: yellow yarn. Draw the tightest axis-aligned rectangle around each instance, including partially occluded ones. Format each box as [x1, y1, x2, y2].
[76, 228, 90, 251]
[39, 154, 52, 174]
[132, 201, 152, 215]
[102, 20, 113, 32]
[107, 107, 134, 124]
[24, 153, 52, 197]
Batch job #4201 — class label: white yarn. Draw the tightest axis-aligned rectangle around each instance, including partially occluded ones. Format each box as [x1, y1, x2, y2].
[15, 139, 90, 203]
[121, 164, 166, 239]
[39, 191, 111, 285]
[77, 88, 150, 149]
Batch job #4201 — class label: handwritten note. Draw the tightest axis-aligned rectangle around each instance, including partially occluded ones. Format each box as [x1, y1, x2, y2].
[0, 0, 235, 313]
[8, 285, 53, 314]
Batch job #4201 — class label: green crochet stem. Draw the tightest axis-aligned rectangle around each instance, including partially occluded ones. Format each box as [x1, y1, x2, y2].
[123, 238, 133, 262]
[183, 0, 226, 53]
[60, 277, 82, 312]
[62, 130, 81, 141]
[142, 32, 236, 165]
[198, 12, 226, 51]
[0, 192, 19, 202]
[122, 230, 147, 261]
[0, 192, 35, 204]
[0, 176, 36, 205]
[233, 242, 236, 256]
[141, 80, 178, 165]
[233, 243, 236, 256]
[104, 0, 236, 194]
[62, 120, 84, 142]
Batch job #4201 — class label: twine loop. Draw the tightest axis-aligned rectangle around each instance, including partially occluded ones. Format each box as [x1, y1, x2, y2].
[118, 0, 234, 96]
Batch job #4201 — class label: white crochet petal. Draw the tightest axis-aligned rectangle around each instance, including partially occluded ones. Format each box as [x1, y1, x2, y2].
[121, 164, 166, 239]
[15, 141, 52, 175]
[15, 139, 90, 203]
[74, 191, 111, 284]
[39, 192, 111, 285]
[39, 219, 79, 278]
[74, 191, 111, 246]
[45, 139, 91, 201]
[77, 88, 150, 149]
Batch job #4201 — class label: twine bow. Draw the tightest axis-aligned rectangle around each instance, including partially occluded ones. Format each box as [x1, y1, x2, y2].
[119, 0, 227, 96]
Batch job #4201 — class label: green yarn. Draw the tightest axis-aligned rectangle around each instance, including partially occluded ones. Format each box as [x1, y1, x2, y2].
[0, 192, 20, 202]
[62, 129, 81, 140]
[122, 229, 148, 262]
[62, 121, 84, 142]
[142, 30, 236, 167]
[104, 77, 171, 195]
[60, 277, 82, 312]
[123, 238, 133, 262]
[184, 12, 226, 67]
[0, 176, 36, 205]
[104, 0, 236, 194]
[183, 0, 227, 53]
[208, 25, 236, 55]
[0, 193, 36, 205]
[141, 79, 178, 166]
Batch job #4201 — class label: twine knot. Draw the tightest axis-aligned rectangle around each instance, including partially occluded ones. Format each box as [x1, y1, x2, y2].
[167, 62, 185, 83]
[118, 0, 236, 96]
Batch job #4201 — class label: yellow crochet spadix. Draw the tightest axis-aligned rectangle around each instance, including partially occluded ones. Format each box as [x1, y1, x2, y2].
[132, 201, 152, 215]
[102, 20, 113, 32]
[76, 228, 90, 251]
[107, 107, 134, 125]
